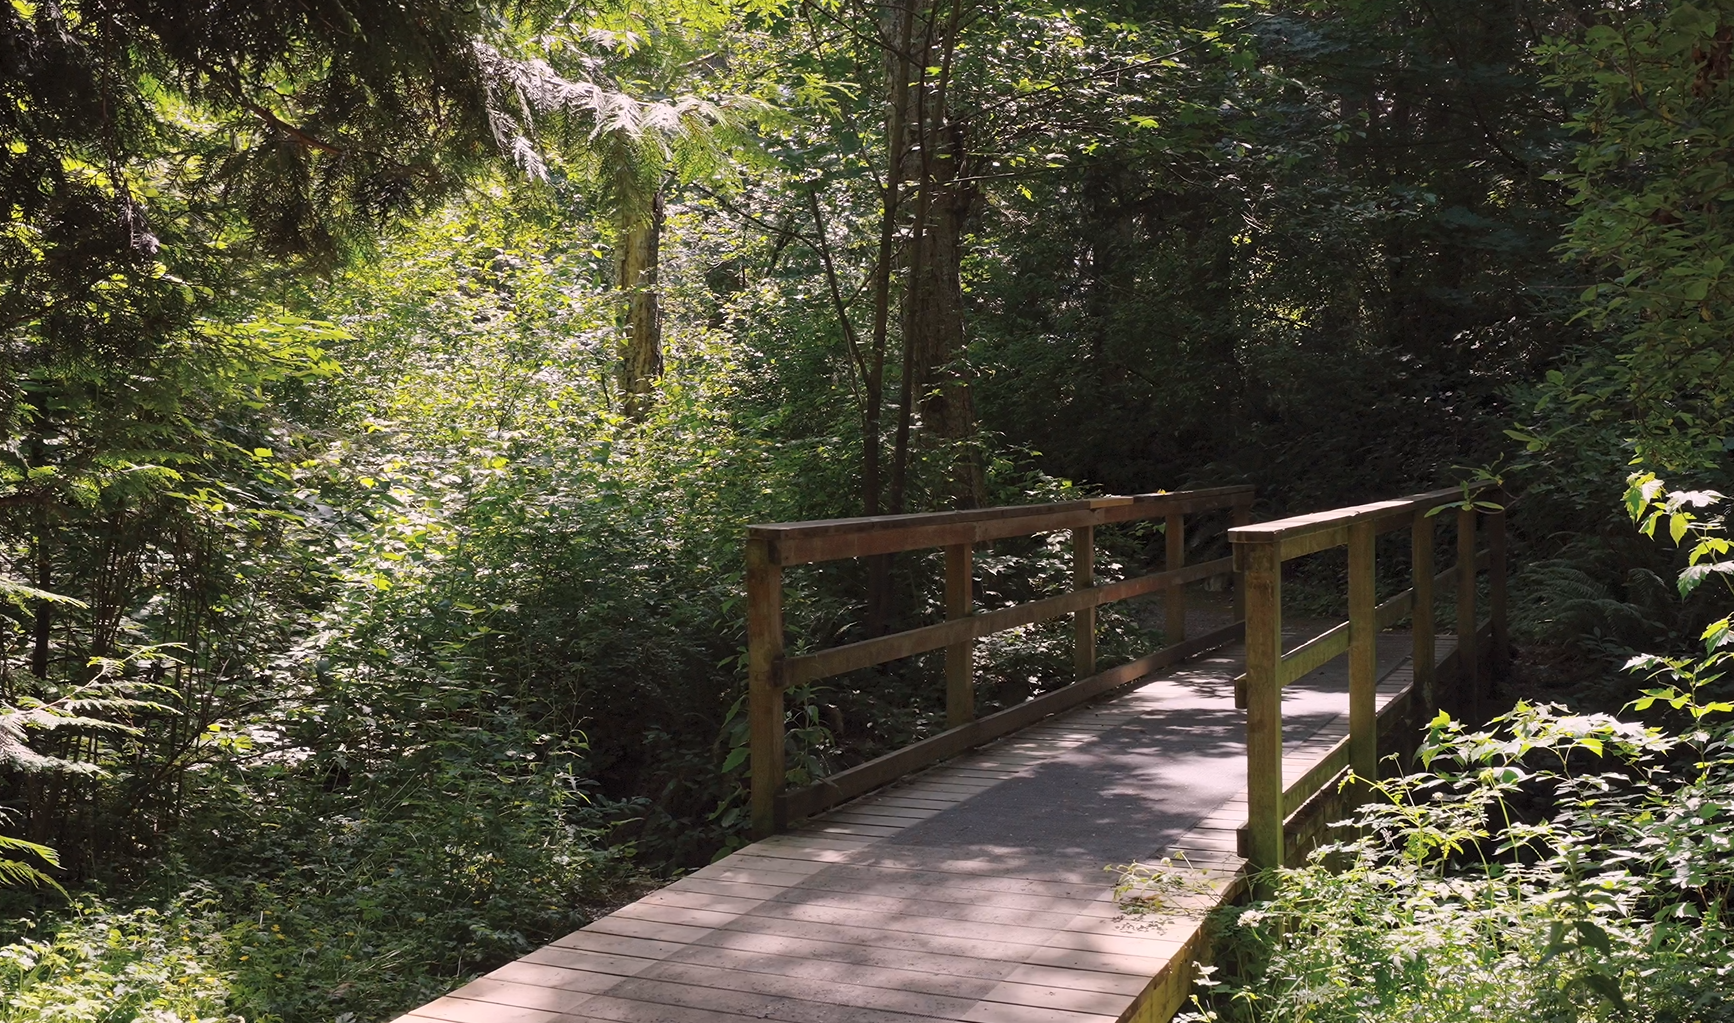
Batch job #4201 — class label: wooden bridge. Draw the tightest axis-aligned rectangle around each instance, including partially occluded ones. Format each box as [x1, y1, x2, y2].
[394, 483, 1508, 1023]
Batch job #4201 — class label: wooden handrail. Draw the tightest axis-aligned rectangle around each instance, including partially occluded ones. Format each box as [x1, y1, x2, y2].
[749, 486, 1253, 565]
[746, 485, 1254, 837]
[1230, 481, 1509, 874]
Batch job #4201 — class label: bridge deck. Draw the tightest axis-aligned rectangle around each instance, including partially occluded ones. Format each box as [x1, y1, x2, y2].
[396, 629, 1451, 1023]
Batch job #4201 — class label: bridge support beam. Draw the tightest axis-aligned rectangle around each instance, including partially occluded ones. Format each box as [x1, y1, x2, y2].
[1239, 538, 1283, 876]
[946, 543, 975, 727]
[1166, 514, 1186, 645]
[1411, 509, 1436, 720]
[747, 537, 784, 839]
[1348, 521, 1377, 792]
[1457, 508, 1479, 724]
[1072, 527, 1094, 681]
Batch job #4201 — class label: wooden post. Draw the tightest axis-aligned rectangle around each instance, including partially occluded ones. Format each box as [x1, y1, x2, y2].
[1347, 520, 1377, 788]
[1489, 504, 1509, 677]
[1072, 527, 1095, 681]
[1457, 507, 1479, 724]
[747, 536, 785, 839]
[1166, 514, 1186, 644]
[946, 543, 975, 727]
[1232, 502, 1251, 623]
[1411, 509, 1436, 719]
[1240, 538, 1284, 873]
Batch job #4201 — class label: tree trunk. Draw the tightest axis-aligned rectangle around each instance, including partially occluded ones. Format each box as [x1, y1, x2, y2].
[618, 189, 665, 422]
[898, 121, 983, 509]
[888, 0, 983, 512]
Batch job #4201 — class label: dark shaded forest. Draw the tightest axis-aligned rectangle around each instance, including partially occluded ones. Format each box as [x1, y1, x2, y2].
[1, 0, 1731, 1019]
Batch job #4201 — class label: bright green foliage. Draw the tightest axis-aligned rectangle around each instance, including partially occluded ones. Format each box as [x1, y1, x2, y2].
[1538, 4, 1734, 475]
[1192, 477, 1734, 1023]
[1192, 702, 1734, 1023]
[0, 897, 239, 1023]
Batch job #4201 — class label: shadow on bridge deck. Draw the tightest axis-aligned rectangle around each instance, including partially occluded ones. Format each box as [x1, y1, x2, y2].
[395, 626, 1452, 1023]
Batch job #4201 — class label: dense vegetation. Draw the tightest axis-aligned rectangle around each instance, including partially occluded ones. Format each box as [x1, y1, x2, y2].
[1, 0, 1730, 1020]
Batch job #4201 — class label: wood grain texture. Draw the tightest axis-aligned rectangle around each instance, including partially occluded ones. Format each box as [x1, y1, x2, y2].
[395, 620, 1480, 1023]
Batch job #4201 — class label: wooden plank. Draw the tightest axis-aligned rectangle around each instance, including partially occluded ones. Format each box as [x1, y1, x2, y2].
[1232, 501, 1251, 622]
[1241, 538, 1283, 875]
[1489, 505, 1509, 671]
[1283, 733, 1349, 817]
[1458, 507, 1479, 723]
[754, 486, 1254, 566]
[945, 542, 974, 727]
[595, 958, 985, 1021]
[1074, 524, 1096, 679]
[1277, 620, 1348, 686]
[509, 939, 1013, 1008]
[778, 619, 1246, 822]
[780, 557, 1233, 688]
[1348, 520, 1377, 786]
[1375, 587, 1414, 630]
[1227, 485, 1486, 550]
[747, 538, 784, 839]
[1166, 514, 1186, 644]
[1413, 508, 1436, 717]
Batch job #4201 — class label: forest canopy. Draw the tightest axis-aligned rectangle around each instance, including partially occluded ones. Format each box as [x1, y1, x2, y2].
[1, 0, 1732, 1020]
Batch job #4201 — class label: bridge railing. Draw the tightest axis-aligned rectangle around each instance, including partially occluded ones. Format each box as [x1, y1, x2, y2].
[1229, 482, 1509, 870]
[746, 485, 1256, 837]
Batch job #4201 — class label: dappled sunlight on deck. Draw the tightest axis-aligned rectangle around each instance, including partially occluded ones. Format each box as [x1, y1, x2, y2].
[394, 628, 1454, 1023]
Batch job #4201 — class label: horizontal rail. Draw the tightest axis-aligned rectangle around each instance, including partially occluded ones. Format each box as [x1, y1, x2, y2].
[753, 486, 1254, 566]
[1233, 546, 1492, 695]
[779, 556, 1232, 690]
[750, 484, 1254, 838]
[1229, 483, 1493, 565]
[1373, 548, 1491, 632]
[780, 621, 1247, 822]
[1279, 621, 1350, 686]
[1284, 734, 1350, 817]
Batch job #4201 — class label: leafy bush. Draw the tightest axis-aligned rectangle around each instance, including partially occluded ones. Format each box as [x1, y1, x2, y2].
[1190, 475, 1734, 1023]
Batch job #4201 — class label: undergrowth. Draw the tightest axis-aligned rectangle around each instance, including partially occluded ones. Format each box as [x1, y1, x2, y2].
[1185, 474, 1734, 1023]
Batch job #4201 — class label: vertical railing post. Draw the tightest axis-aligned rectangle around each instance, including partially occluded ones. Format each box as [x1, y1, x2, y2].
[1232, 501, 1251, 624]
[1166, 514, 1187, 644]
[1457, 507, 1480, 724]
[1411, 510, 1436, 719]
[1489, 501, 1509, 677]
[747, 536, 785, 839]
[1238, 536, 1284, 873]
[1347, 521, 1377, 789]
[1072, 526, 1095, 680]
[946, 543, 975, 727]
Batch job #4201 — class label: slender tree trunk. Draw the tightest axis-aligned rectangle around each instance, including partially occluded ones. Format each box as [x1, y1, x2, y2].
[863, 0, 921, 633]
[889, 0, 982, 512]
[618, 189, 665, 422]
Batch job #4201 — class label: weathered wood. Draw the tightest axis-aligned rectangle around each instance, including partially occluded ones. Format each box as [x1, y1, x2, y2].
[1232, 501, 1251, 623]
[1278, 620, 1349, 687]
[1073, 526, 1095, 680]
[753, 486, 1254, 566]
[1489, 505, 1509, 674]
[1228, 484, 1488, 552]
[777, 620, 1246, 823]
[1374, 588, 1414, 631]
[1241, 539, 1283, 874]
[778, 556, 1233, 689]
[945, 543, 974, 728]
[1166, 514, 1186, 645]
[1412, 509, 1436, 718]
[1283, 734, 1349, 817]
[1457, 507, 1480, 724]
[748, 537, 785, 839]
[1348, 520, 1377, 786]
